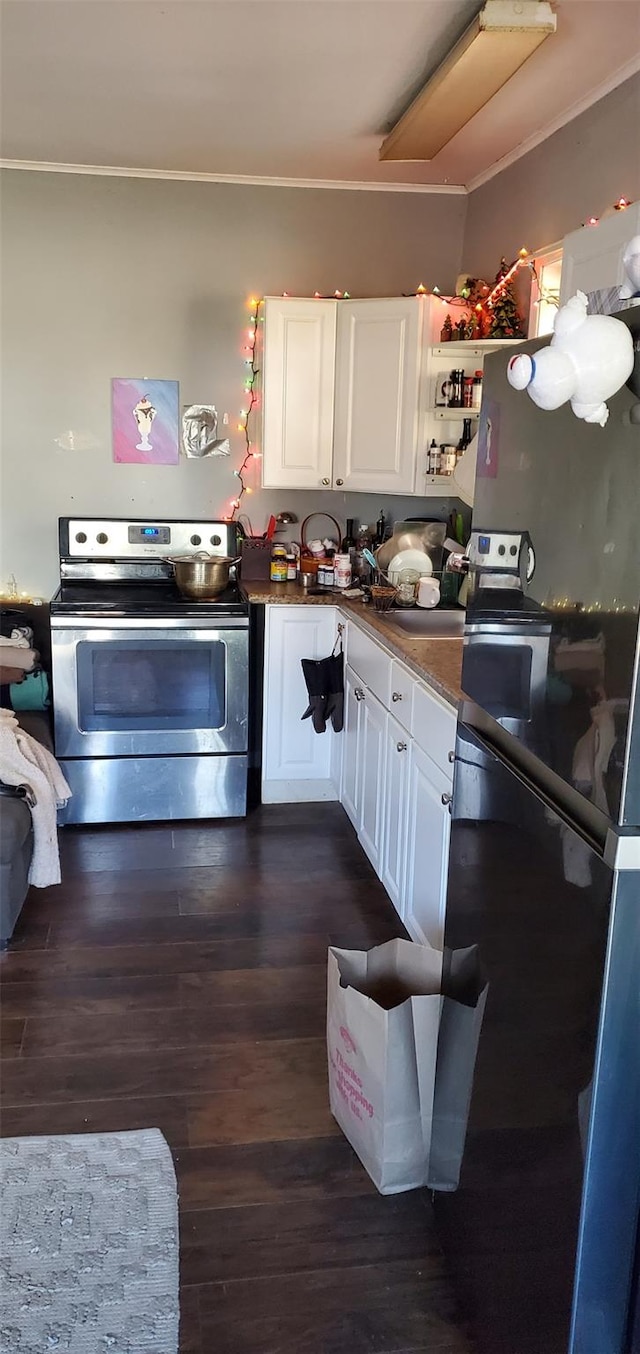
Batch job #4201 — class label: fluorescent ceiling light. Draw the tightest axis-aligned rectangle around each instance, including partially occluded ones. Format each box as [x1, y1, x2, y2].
[379, 0, 557, 162]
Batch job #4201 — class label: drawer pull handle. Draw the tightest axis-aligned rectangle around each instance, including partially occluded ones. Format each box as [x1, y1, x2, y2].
[441, 792, 453, 807]
[354, 688, 365, 702]
[396, 741, 407, 752]
[448, 750, 456, 763]
[392, 691, 403, 702]
[335, 478, 344, 486]
[321, 478, 330, 486]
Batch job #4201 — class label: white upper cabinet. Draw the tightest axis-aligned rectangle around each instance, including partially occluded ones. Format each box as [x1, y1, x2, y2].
[261, 298, 337, 489]
[261, 295, 431, 494]
[261, 293, 515, 500]
[560, 204, 640, 303]
[332, 298, 424, 494]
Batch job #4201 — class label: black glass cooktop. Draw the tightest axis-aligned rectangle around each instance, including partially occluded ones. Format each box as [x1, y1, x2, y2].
[50, 581, 249, 617]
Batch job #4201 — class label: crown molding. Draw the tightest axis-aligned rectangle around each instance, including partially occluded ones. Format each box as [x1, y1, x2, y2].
[465, 54, 640, 193]
[4, 54, 638, 199]
[0, 159, 467, 195]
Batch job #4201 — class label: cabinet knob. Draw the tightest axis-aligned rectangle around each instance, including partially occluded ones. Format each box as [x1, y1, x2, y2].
[448, 750, 456, 763]
[392, 691, 403, 702]
[321, 478, 330, 486]
[335, 478, 344, 486]
[354, 688, 365, 702]
[441, 792, 453, 807]
[396, 741, 407, 752]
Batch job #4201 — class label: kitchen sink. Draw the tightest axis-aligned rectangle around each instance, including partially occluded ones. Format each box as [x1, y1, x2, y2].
[384, 608, 466, 637]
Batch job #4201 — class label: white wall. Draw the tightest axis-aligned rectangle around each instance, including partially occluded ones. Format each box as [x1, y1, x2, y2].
[0, 170, 467, 597]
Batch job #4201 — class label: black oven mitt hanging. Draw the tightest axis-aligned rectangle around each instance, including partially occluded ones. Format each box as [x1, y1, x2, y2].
[300, 644, 344, 735]
[324, 651, 344, 733]
[301, 658, 329, 733]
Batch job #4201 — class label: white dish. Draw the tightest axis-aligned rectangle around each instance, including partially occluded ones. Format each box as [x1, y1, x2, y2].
[387, 548, 433, 584]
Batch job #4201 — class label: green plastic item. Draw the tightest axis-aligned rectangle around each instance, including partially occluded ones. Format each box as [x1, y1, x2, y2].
[10, 670, 50, 711]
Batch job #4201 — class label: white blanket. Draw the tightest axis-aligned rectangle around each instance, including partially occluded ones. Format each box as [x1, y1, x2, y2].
[0, 709, 71, 887]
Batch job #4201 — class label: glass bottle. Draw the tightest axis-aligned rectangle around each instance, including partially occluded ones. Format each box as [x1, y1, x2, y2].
[457, 418, 474, 458]
[353, 525, 372, 582]
[341, 518, 356, 556]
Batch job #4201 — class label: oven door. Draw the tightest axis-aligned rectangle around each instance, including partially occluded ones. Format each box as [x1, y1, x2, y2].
[462, 619, 551, 753]
[51, 616, 248, 757]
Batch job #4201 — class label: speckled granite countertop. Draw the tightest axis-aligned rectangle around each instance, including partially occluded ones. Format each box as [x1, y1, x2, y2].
[243, 580, 463, 709]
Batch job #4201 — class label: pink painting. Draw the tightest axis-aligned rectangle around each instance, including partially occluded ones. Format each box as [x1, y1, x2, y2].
[112, 378, 180, 464]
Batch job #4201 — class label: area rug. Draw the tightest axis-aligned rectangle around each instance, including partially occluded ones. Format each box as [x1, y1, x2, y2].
[0, 1128, 179, 1354]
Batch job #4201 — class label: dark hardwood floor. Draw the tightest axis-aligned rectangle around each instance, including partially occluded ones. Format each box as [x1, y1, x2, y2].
[0, 803, 470, 1354]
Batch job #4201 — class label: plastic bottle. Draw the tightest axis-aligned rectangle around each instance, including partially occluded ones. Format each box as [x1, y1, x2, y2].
[270, 546, 288, 582]
[471, 372, 483, 409]
[334, 554, 352, 589]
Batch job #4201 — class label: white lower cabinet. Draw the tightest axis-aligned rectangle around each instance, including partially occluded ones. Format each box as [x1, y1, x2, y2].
[404, 744, 451, 949]
[341, 665, 388, 878]
[342, 663, 363, 828]
[262, 605, 340, 802]
[340, 619, 455, 945]
[380, 712, 411, 915]
[358, 687, 387, 874]
[262, 606, 455, 943]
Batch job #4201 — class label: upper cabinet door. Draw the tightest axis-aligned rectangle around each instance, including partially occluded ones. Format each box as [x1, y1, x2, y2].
[332, 298, 422, 494]
[261, 298, 337, 489]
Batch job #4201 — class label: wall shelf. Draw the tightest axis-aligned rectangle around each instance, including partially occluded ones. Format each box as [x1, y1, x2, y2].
[430, 407, 480, 420]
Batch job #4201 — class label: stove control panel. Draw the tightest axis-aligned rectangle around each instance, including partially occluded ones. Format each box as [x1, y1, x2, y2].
[61, 519, 237, 560]
[128, 524, 172, 545]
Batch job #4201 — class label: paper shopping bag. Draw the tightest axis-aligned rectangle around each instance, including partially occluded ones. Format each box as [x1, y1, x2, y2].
[428, 943, 489, 1192]
[327, 938, 443, 1195]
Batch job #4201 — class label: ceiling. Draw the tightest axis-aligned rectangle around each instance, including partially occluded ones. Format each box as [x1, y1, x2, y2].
[1, 0, 639, 190]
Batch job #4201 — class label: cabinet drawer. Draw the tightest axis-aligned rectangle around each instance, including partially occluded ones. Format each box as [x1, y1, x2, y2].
[389, 660, 414, 732]
[411, 681, 456, 779]
[346, 624, 391, 708]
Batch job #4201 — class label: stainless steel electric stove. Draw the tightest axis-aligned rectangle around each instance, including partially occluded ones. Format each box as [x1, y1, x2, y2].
[50, 518, 249, 824]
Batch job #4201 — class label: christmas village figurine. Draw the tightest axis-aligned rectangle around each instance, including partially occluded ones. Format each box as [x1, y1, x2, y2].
[453, 273, 492, 340]
[506, 290, 634, 427]
[440, 313, 453, 342]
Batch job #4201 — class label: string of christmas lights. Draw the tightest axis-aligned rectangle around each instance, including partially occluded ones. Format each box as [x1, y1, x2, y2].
[584, 195, 633, 227]
[227, 296, 263, 521]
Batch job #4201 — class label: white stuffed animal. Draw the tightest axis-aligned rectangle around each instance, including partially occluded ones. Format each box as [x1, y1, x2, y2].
[619, 234, 640, 299]
[507, 290, 634, 427]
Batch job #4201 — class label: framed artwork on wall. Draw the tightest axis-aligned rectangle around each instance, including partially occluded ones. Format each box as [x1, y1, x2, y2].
[112, 378, 180, 464]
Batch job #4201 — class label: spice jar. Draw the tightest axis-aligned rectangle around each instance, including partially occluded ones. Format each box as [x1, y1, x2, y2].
[318, 562, 335, 587]
[395, 569, 420, 607]
[440, 445, 457, 476]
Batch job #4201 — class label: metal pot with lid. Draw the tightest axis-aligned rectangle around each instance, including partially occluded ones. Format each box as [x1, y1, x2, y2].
[168, 552, 241, 599]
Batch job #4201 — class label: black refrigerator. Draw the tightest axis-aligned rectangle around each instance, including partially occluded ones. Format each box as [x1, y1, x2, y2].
[430, 305, 640, 1354]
